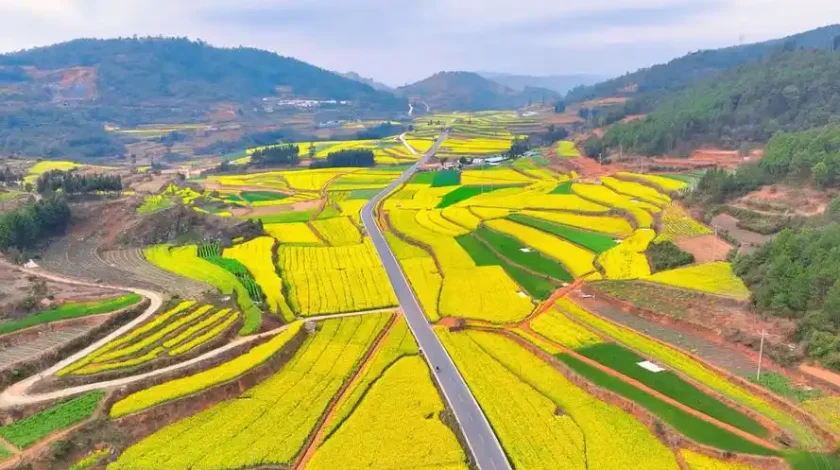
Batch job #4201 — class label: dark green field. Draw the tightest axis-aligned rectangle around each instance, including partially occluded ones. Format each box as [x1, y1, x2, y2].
[0, 294, 142, 335]
[240, 191, 289, 203]
[437, 186, 508, 209]
[578, 343, 768, 437]
[550, 181, 573, 194]
[556, 354, 775, 456]
[474, 227, 573, 282]
[431, 170, 461, 187]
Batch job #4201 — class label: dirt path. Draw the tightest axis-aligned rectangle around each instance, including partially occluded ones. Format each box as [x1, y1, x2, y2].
[0, 259, 394, 408]
[292, 313, 398, 470]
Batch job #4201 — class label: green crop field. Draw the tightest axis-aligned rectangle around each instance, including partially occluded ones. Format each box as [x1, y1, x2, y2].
[474, 226, 573, 282]
[437, 186, 509, 209]
[578, 343, 768, 437]
[550, 181, 573, 194]
[239, 191, 289, 203]
[0, 294, 142, 335]
[508, 214, 617, 253]
[557, 353, 775, 456]
[431, 170, 461, 187]
[0, 391, 104, 449]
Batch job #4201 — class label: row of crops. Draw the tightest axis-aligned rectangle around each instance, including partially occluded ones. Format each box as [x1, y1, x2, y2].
[106, 313, 470, 470]
[57, 301, 239, 376]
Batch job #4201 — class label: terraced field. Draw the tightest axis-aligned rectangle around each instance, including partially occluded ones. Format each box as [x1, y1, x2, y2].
[58, 301, 239, 376]
[8, 117, 839, 470]
[39, 238, 208, 298]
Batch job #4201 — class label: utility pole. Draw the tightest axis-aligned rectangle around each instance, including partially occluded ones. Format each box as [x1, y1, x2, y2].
[756, 330, 767, 380]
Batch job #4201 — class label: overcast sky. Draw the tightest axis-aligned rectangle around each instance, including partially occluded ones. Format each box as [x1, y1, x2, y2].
[0, 0, 838, 85]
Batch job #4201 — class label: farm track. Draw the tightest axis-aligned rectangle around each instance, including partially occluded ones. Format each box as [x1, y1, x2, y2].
[0, 263, 393, 410]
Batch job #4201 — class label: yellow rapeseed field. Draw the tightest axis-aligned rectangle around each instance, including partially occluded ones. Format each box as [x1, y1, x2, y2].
[556, 298, 816, 446]
[654, 204, 713, 242]
[277, 239, 397, 315]
[437, 329, 680, 470]
[571, 183, 657, 228]
[486, 219, 596, 277]
[109, 315, 387, 469]
[616, 172, 688, 192]
[644, 262, 751, 300]
[439, 266, 534, 323]
[264, 222, 323, 245]
[597, 229, 655, 279]
[399, 257, 443, 321]
[520, 210, 634, 237]
[388, 209, 475, 273]
[223, 237, 295, 321]
[307, 356, 468, 470]
[531, 309, 602, 349]
[310, 216, 363, 246]
[679, 450, 759, 470]
[600, 176, 671, 207]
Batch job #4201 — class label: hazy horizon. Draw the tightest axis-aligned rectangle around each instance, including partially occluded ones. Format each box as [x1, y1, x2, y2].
[0, 1, 838, 86]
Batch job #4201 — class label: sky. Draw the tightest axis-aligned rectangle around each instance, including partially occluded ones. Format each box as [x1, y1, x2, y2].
[0, 0, 838, 86]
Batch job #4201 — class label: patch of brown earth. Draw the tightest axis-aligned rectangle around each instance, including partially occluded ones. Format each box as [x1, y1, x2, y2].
[674, 234, 732, 263]
[710, 213, 773, 254]
[737, 184, 835, 217]
[650, 148, 764, 171]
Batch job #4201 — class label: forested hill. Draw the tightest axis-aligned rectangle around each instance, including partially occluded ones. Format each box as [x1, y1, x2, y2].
[398, 71, 559, 111]
[0, 37, 403, 107]
[592, 48, 840, 156]
[567, 24, 840, 103]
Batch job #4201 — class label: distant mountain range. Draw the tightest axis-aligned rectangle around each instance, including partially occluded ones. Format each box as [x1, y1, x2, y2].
[0, 38, 402, 109]
[339, 72, 393, 92]
[567, 24, 840, 102]
[478, 72, 601, 96]
[396, 71, 559, 111]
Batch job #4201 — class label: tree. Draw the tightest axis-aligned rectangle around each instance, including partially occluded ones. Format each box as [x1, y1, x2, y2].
[308, 142, 316, 160]
[554, 101, 566, 113]
[813, 161, 829, 188]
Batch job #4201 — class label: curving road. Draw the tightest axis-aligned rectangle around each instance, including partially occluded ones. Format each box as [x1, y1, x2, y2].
[361, 131, 512, 470]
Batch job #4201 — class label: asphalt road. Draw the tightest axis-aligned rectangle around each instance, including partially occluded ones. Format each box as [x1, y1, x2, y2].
[361, 131, 512, 470]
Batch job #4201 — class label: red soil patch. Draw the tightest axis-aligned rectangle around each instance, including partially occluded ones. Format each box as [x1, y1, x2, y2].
[737, 184, 835, 217]
[674, 234, 732, 264]
[710, 213, 773, 254]
[437, 317, 462, 329]
[798, 364, 840, 391]
[650, 148, 764, 171]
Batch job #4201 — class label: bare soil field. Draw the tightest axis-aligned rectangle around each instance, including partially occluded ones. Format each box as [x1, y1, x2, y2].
[736, 184, 835, 217]
[711, 213, 774, 254]
[674, 234, 732, 264]
[646, 148, 764, 171]
[0, 266, 117, 319]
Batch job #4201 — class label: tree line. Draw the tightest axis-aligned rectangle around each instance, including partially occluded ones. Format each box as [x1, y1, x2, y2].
[36, 170, 122, 194]
[310, 149, 374, 169]
[250, 144, 300, 167]
[0, 197, 71, 251]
